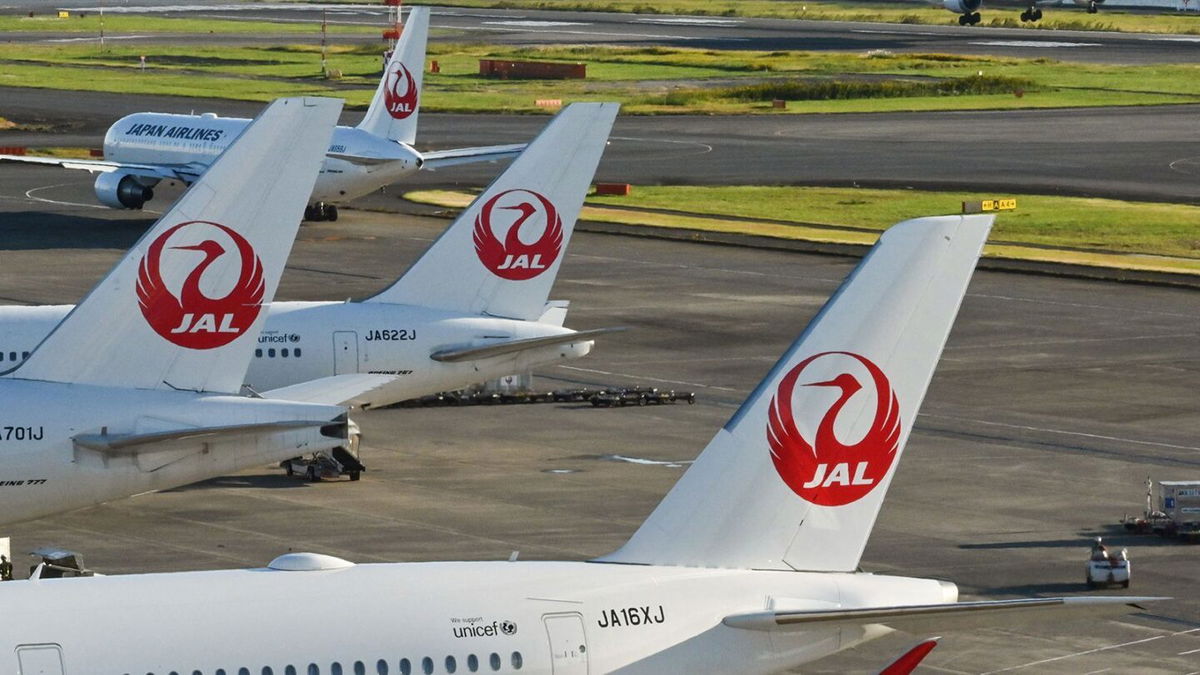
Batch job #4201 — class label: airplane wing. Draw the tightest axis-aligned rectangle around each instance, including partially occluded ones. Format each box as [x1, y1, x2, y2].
[0, 154, 204, 182]
[722, 596, 1166, 633]
[429, 327, 623, 363]
[262, 373, 398, 407]
[418, 143, 526, 170]
[72, 420, 326, 454]
[877, 638, 939, 675]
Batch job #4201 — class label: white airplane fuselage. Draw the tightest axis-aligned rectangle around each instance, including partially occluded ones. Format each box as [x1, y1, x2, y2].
[0, 381, 344, 525]
[0, 303, 591, 408]
[0, 558, 954, 674]
[105, 112, 422, 204]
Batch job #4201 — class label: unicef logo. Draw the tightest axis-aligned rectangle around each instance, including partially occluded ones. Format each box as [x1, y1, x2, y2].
[288, 333, 301, 343]
[500, 621, 517, 636]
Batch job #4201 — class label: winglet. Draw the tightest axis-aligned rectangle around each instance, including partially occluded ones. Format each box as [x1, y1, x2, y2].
[10, 97, 342, 393]
[357, 6, 428, 144]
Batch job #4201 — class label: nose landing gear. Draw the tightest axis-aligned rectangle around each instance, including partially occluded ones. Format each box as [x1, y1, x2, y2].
[1020, 7, 1043, 20]
[958, 11, 982, 24]
[303, 202, 340, 222]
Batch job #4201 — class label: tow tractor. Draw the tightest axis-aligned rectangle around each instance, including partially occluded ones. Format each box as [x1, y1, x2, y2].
[1121, 477, 1200, 542]
[280, 420, 364, 482]
[1085, 537, 1130, 589]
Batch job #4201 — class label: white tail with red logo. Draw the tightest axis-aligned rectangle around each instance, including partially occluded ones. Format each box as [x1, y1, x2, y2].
[357, 6, 428, 145]
[11, 97, 341, 393]
[599, 214, 994, 572]
[364, 102, 618, 321]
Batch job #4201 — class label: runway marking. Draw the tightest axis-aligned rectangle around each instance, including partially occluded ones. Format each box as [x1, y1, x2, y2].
[482, 20, 589, 27]
[43, 35, 153, 43]
[557, 364, 738, 392]
[634, 17, 742, 26]
[919, 413, 1200, 452]
[23, 183, 110, 211]
[1168, 156, 1200, 176]
[446, 24, 746, 41]
[851, 28, 943, 36]
[609, 135, 713, 158]
[982, 628, 1200, 673]
[970, 40, 1102, 48]
[1179, 647, 1200, 655]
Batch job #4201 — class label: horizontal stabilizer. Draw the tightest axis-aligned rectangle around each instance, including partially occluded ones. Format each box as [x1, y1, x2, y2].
[430, 327, 623, 363]
[73, 420, 325, 454]
[419, 143, 526, 170]
[263, 373, 398, 407]
[722, 596, 1166, 633]
[0, 154, 203, 182]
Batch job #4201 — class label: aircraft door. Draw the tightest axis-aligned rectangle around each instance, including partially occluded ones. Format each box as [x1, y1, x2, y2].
[333, 331, 359, 375]
[17, 644, 65, 675]
[543, 613, 588, 675]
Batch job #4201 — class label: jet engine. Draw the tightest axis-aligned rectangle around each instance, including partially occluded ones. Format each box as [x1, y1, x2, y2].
[944, 0, 983, 24]
[94, 172, 156, 210]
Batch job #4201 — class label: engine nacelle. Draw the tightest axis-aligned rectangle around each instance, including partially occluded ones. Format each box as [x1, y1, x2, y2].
[94, 172, 156, 210]
[944, 0, 983, 13]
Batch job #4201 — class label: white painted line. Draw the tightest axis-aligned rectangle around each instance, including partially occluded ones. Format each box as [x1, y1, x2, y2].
[557, 364, 737, 392]
[482, 20, 589, 28]
[43, 35, 153, 43]
[919, 413, 1200, 452]
[446, 24, 748, 41]
[981, 635, 1165, 673]
[970, 40, 1102, 48]
[24, 183, 110, 210]
[634, 17, 742, 26]
[852, 28, 942, 36]
[1179, 647, 1200, 655]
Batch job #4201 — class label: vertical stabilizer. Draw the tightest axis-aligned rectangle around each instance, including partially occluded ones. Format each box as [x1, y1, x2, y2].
[10, 97, 342, 393]
[363, 102, 618, 321]
[357, 6, 428, 144]
[598, 215, 993, 572]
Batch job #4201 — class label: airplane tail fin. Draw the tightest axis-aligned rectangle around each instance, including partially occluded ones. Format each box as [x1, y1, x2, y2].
[10, 97, 342, 393]
[362, 102, 618, 321]
[598, 215, 993, 572]
[357, 6, 428, 144]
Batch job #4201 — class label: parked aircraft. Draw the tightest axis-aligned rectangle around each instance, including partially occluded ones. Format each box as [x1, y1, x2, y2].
[942, 0, 1102, 25]
[0, 8, 523, 221]
[0, 97, 382, 527]
[0, 213, 1160, 673]
[0, 102, 618, 410]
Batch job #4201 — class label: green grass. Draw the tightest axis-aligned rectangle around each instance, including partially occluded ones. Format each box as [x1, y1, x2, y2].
[585, 186, 1200, 258]
[3, 42, 1200, 113]
[0, 14, 377, 34]
[417, 0, 1200, 35]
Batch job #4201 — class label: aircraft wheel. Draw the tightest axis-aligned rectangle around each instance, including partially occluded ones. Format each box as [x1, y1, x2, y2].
[958, 14, 970, 25]
[326, 205, 339, 222]
[349, 471, 361, 481]
[1087, 4, 1097, 11]
[1033, 9, 1043, 20]
[1020, 10, 1030, 20]
[307, 465, 319, 482]
[970, 12, 982, 24]
[303, 205, 316, 221]
[284, 463, 294, 477]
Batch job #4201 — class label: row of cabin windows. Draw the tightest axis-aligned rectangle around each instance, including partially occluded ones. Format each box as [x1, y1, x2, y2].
[254, 348, 301, 359]
[0, 351, 29, 362]
[134, 651, 524, 675]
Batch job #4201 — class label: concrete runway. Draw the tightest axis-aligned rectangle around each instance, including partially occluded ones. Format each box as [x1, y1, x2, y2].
[0, 183, 1197, 672]
[4, 3, 1200, 64]
[3, 87, 1200, 203]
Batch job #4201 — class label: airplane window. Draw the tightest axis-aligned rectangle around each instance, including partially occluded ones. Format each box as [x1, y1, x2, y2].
[264, 668, 275, 675]
[194, 671, 204, 675]
[331, 664, 343, 675]
[7, 352, 14, 361]
[421, 657, 433, 675]
[466, 655, 478, 673]
[285, 348, 293, 358]
[488, 653, 500, 671]
[218, 670, 228, 675]
[398, 658, 411, 675]
[255, 349, 263, 358]
[308, 665, 320, 675]
[268, 348, 276, 358]
[353, 663, 365, 675]
[286, 668, 298, 675]
[295, 348, 302, 357]
[376, 659, 389, 675]
[445, 656, 457, 673]
[21, 351, 28, 359]
[239, 668, 250, 675]
[510, 653, 523, 670]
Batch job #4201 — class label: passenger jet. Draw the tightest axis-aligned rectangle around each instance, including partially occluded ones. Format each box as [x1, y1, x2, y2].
[0, 8, 522, 221]
[0, 102, 619, 411]
[0, 212, 1161, 673]
[0, 97, 394, 527]
[940, 0, 1103, 25]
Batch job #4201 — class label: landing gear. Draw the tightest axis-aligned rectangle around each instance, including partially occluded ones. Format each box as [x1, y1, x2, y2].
[303, 202, 340, 222]
[1086, 0, 1098, 12]
[958, 11, 982, 25]
[1020, 7, 1043, 21]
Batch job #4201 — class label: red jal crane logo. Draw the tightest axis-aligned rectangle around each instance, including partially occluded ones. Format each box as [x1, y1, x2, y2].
[384, 61, 418, 120]
[767, 351, 901, 506]
[136, 220, 265, 349]
[472, 189, 563, 281]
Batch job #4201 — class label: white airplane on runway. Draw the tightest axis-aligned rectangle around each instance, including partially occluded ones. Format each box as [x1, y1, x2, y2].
[0, 7, 523, 221]
[0, 213, 1162, 674]
[0, 102, 619, 411]
[0, 96, 400, 527]
[941, 0, 1102, 25]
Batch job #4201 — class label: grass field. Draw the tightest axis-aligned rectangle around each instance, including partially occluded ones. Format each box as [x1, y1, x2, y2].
[3, 42, 1200, 114]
